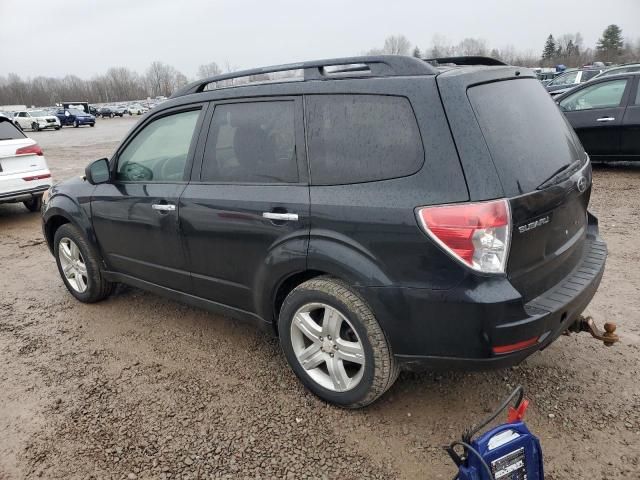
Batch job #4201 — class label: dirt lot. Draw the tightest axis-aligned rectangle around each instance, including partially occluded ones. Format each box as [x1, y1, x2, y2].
[1, 116, 639, 479]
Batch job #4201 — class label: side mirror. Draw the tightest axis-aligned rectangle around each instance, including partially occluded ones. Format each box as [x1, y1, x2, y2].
[85, 158, 110, 185]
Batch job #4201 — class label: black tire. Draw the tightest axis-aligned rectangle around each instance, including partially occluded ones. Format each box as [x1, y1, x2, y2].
[55, 126, 61, 130]
[279, 276, 399, 408]
[90, 123, 95, 127]
[23, 195, 42, 212]
[53, 223, 114, 303]
[74, 121, 79, 128]
[32, 122, 39, 131]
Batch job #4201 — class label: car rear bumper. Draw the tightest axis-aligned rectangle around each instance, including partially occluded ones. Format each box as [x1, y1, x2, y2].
[0, 169, 51, 203]
[0, 184, 50, 203]
[357, 219, 606, 370]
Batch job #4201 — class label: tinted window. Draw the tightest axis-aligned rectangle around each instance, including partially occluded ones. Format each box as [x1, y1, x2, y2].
[201, 101, 298, 183]
[305, 95, 423, 185]
[468, 78, 584, 196]
[116, 109, 200, 182]
[0, 119, 25, 140]
[559, 79, 627, 111]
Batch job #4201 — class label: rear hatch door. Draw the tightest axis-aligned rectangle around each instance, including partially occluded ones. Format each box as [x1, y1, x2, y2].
[438, 69, 591, 300]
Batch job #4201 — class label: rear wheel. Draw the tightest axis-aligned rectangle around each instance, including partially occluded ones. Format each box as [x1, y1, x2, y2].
[278, 277, 398, 408]
[23, 196, 42, 212]
[54, 224, 114, 303]
[74, 120, 79, 128]
[90, 123, 95, 127]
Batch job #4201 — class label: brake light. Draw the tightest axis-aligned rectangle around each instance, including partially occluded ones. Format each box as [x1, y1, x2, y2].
[16, 144, 43, 156]
[416, 199, 511, 274]
[23, 173, 51, 181]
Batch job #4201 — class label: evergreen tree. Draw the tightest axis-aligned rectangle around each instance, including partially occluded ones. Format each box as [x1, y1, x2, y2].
[412, 46, 421, 58]
[596, 24, 624, 61]
[542, 34, 556, 60]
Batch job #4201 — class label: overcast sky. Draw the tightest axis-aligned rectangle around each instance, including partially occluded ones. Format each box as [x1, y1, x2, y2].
[1, 0, 638, 79]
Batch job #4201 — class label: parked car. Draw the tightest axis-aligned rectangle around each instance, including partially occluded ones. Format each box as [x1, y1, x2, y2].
[55, 108, 96, 128]
[591, 63, 640, 81]
[127, 104, 147, 115]
[13, 110, 61, 131]
[556, 71, 640, 161]
[112, 105, 127, 117]
[98, 107, 114, 118]
[545, 68, 604, 96]
[42, 56, 606, 407]
[0, 116, 51, 211]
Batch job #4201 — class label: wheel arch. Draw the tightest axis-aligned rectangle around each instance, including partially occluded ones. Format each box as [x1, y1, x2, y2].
[43, 197, 99, 258]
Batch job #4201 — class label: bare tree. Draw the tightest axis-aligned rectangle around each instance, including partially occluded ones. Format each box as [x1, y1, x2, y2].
[456, 38, 488, 56]
[196, 62, 222, 79]
[366, 35, 412, 56]
[146, 61, 186, 97]
[383, 35, 411, 55]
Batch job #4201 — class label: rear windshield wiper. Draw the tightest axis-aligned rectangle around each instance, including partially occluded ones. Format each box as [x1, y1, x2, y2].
[537, 159, 582, 190]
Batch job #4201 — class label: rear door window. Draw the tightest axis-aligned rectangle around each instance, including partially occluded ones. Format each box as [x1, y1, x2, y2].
[468, 78, 584, 196]
[0, 119, 26, 140]
[201, 101, 298, 184]
[305, 94, 424, 185]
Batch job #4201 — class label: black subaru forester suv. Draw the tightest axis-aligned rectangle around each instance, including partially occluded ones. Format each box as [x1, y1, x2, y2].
[42, 56, 606, 408]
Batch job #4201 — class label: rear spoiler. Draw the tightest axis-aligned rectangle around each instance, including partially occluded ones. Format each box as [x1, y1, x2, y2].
[424, 56, 507, 67]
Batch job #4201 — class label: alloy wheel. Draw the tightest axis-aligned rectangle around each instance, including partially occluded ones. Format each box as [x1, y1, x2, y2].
[290, 303, 365, 392]
[58, 237, 88, 293]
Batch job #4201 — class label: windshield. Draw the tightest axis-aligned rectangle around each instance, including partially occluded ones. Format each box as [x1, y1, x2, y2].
[28, 110, 47, 117]
[468, 78, 584, 196]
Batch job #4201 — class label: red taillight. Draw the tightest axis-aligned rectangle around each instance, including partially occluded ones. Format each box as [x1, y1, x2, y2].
[492, 336, 539, 355]
[16, 144, 43, 156]
[23, 173, 51, 181]
[416, 199, 511, 273]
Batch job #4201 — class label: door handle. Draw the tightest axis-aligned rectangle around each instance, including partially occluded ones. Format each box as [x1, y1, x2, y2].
[152, 203, 176, 211]
[262, 212, 298, 221]
[596, 117, 615, 122]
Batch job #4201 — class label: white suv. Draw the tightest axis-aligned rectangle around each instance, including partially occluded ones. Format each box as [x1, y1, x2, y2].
[0, 117, 51, 211]
[127, 104, 148, 115]
[13, 110, 61, 131]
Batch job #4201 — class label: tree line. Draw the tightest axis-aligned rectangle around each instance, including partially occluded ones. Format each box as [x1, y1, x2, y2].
[2, 24, 639, 108]
[368, 24, 639, 68]
[0, 60, 226, 108]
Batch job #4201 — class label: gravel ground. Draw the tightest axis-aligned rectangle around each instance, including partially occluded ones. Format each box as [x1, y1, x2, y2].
[0, 117, 639, 479]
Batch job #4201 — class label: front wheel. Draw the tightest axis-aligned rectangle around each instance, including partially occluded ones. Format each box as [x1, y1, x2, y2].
[279, 277, 398, 408]
[53, 224, 114, 303]
[55, 126, 61, 130]
[32, 122, 39, 131]
[90, 123, 95, 127]
[74, 121, 79, 128]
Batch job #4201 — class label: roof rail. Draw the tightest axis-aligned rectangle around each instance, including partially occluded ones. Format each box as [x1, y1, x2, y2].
[171, 55, 438, 98]
[423, 56, 507, 67]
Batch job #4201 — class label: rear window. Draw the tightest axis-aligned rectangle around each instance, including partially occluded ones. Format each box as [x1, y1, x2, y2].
[468, 78, 583, 196]
[306, 94, 424, 185]
[0, 119, 26, 140]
